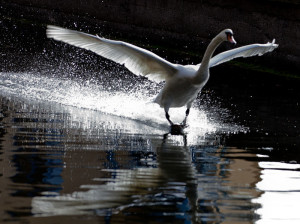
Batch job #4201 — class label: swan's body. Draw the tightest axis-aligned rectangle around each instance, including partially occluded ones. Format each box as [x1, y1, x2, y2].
[46, 25, 278, 125]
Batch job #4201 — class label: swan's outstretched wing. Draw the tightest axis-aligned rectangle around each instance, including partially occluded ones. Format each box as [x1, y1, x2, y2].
[46, 25, 177, 82]
[209, 40, 278, 67]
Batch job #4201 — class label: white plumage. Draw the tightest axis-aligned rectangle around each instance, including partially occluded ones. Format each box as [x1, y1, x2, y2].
[46, 25, 278, 126]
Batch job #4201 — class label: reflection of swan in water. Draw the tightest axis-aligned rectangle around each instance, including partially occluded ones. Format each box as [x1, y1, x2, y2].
[31, 134, 204, 221]
[159, 134, 200, 222]
[47, 25, 278, 126]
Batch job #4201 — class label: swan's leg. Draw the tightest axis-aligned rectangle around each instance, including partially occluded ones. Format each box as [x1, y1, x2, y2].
[164, 106, 173, 125]
[181, 101, 193, 127]
[186, 108, 190, 116]
[165, 111, 173, 125]
[181, 108, 190, 126]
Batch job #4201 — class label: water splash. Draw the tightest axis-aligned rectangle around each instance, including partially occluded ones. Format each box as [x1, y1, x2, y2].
[0, 71, 248, 143]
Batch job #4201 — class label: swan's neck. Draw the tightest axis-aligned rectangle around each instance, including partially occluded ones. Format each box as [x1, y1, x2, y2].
[193, 35, 223, 84]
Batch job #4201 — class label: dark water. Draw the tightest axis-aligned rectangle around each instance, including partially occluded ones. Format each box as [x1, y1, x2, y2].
[1, 12, 300, 224]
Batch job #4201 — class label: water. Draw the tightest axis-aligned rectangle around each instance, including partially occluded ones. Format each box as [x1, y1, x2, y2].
[1, 19, 300, 224]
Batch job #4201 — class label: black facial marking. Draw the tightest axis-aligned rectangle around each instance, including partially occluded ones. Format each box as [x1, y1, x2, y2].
[225, 31, 233, 37]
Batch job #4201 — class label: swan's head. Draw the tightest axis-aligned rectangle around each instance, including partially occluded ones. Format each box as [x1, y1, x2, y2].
[221, 29, 236, 44]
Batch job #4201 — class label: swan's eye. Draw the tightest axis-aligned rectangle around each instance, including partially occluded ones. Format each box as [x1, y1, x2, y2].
[225, 31, 233, 38]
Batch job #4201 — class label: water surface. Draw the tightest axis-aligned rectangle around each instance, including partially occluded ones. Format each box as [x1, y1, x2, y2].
[1, 18, 300, 224]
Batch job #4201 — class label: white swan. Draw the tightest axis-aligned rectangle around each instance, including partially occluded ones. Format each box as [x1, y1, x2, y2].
[46, 25, 278, 126]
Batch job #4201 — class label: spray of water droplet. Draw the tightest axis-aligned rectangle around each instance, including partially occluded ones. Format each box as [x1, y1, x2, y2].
[0, 69, 248, 144]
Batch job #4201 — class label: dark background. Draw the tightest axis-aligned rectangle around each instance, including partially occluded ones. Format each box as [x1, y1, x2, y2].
[1, 0, 299, 73]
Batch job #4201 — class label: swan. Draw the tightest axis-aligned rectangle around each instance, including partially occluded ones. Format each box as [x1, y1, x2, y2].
[46, 25, 278, 126]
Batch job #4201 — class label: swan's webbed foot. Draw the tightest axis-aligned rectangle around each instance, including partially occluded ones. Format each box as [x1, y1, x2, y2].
[180, 122, 189, 129]
[170, 124, 186, 135]
[165, 108, 190, 135]
[180, 119, 188, 128]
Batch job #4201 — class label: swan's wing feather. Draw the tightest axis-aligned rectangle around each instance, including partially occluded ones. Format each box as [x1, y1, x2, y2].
[209, 40, 279, 67]
[46, 25, 177, 82]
